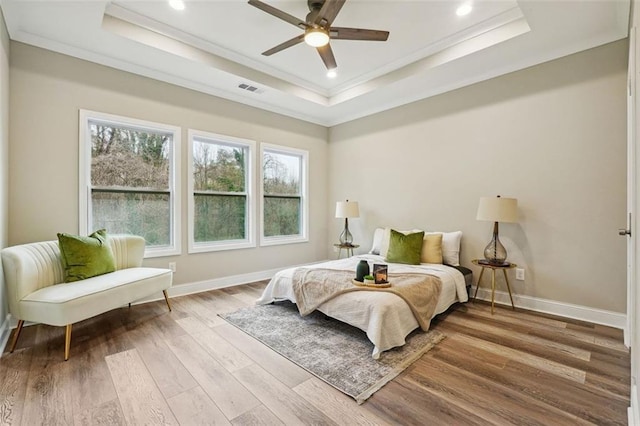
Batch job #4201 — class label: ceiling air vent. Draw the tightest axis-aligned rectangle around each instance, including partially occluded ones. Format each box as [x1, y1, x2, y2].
[238, 83, 264, 94]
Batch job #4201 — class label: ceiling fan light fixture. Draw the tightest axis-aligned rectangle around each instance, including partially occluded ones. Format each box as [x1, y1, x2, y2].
[304, 28, 330, 47]
[327, 69, 337, 78]
[456, 3, 472, 16]
[169, 0, 185, 10]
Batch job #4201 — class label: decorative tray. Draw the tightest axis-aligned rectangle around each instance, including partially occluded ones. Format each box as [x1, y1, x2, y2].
[352, 279, 391, 288]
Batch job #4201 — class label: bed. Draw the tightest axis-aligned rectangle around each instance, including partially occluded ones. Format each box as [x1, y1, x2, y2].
[257, 228, 471, 359]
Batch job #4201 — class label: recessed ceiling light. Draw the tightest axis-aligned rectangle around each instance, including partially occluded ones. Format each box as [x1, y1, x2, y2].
[169, 0, 185, 11]
[456, 3, 472, 16]
[327, 70, 337, 78]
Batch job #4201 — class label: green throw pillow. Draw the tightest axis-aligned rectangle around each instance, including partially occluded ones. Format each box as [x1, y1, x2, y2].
[57, 229, 116, 282]
[386, 229, 425, 265]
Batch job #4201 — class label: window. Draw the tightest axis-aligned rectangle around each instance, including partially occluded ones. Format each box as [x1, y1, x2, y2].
[79, 110, 181, 258]
[260, 143, 308, 245]
[188, 130, 255, 252]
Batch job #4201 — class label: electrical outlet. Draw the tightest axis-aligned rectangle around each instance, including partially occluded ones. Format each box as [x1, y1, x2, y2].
[169, 262, 176, 273]
[516, 268, 525, 281]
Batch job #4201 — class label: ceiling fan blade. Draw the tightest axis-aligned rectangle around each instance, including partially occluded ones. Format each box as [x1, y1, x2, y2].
[262, 34, 305, 56]
[248, 0, 308, 29]
[317, 44, 337, 70]
[330, 27, 389, 41]
[315, 0, 346, 26]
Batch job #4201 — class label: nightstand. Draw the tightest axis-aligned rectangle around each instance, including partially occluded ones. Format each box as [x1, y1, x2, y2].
[471, 259, 517, 314]
[334, 243, 359, 259]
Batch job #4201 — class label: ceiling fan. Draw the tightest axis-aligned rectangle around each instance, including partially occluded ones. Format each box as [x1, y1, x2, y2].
[248, 0, 390, 71]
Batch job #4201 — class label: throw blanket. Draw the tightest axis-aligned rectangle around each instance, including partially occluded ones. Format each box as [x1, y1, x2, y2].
[292, 268, 443, 331]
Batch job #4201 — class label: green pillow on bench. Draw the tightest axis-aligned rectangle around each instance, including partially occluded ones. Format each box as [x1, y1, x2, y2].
[57, 229, 116, 282]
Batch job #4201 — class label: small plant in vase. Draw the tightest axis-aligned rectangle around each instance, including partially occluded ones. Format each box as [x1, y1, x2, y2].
[363, 275, 375, 284]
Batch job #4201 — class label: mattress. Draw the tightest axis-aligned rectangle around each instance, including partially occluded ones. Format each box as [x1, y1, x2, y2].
[257, 254, 469, 358]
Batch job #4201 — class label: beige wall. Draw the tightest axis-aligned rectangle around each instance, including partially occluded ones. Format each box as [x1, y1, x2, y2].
[329, 40, 628, 313]
[8, 42, 329, 286]
[5, 38, 629, 313]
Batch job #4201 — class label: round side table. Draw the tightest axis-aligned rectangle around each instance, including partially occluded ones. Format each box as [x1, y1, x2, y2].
[334, 243, 359, 259]
[471, 259, 517, 314]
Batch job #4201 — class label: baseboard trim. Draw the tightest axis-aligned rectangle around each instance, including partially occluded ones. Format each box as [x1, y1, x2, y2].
[472, 286, 626, 330]
[0, 314, 12, 358]
[134, 260, 331, 305]
[132, 268, 279, 305]
[629, 385, 639, 426]
[144, 268, 627, 330]
[1, 266, 626, 355]
[167, 267, 281, 298]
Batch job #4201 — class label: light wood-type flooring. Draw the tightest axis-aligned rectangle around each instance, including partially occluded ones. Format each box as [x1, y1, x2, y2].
[0, 281, 630, 425]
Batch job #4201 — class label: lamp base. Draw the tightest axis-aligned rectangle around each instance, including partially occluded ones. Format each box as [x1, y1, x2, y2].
[339, 218, 354, 246]
[483, 221, 508, 265]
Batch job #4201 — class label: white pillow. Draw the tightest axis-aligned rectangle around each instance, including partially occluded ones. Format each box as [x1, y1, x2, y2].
[369, 228, 385, 254]
[425, 231, 462, 266]
[379, 227, 423, 258]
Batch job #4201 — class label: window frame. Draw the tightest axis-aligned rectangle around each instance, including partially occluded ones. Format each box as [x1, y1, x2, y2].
[187, 129, 256, 253]
[260, 143, 309, 246]
[79, 109, 182, 258]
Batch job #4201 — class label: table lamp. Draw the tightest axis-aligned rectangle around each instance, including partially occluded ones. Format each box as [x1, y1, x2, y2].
[335, 200, 360, 247]
[476, 195, 518, 265]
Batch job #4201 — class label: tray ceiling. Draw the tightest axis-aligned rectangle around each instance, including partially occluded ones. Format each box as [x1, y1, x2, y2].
[0, 0, 630, 126]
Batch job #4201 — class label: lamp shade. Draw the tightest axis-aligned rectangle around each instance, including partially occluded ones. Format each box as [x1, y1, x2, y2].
[476, 196, 518, 223]
[335, 201, 360, 218]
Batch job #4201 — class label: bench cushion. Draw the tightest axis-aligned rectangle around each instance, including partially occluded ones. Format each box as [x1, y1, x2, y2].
[20, 267, 172, 326]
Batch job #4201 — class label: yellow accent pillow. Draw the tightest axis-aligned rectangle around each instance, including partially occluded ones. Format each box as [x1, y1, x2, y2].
[421, 233, 443, 264]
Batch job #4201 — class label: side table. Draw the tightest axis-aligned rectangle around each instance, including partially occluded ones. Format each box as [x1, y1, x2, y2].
[334, 243, 359, 259]
[471, 259, 517, 314]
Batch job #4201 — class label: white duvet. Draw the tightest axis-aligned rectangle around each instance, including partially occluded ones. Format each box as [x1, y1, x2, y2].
[257, 254, 468, 359]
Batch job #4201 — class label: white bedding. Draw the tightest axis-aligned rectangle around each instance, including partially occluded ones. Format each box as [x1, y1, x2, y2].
[257, 254, 468, 359]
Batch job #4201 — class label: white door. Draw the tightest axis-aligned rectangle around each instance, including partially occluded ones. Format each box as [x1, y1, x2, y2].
[626, 26, 636, 351]
[627, 17, 640, 421]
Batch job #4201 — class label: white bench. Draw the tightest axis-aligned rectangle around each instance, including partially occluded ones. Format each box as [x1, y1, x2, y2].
[1, 235, 172, 360]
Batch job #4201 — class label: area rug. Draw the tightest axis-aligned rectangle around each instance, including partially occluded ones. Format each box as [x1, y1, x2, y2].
[221, 301, 445, 404]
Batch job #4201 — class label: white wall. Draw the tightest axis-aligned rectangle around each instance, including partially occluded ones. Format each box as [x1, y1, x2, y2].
[8, 42, 329, 287]
[0, 8, 9, 342]
[329, 40, 628, 313]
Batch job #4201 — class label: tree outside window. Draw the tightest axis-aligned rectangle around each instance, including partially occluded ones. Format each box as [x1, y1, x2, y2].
[188, 131, 255, 253]
[261, 144, 308, 245]
[80, 110, 181, 257]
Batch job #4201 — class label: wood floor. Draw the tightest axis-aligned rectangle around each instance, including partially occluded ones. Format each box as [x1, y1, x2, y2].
[0, 282, 630, 425]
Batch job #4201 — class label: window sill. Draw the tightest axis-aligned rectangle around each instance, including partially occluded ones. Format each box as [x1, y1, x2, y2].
[260, 236, 308, 247]
[188, 240, 256, 254]
[144, 246, 181, 258]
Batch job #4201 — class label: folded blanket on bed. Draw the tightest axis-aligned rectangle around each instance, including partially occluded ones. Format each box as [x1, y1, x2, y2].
[291, 268, 442, 331]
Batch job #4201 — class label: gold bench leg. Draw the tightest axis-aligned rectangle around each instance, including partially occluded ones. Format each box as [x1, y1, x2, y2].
[163, 290, 172, 312]
[9, 320, 25, 353]
[64, 324, 72, 361]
